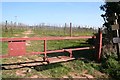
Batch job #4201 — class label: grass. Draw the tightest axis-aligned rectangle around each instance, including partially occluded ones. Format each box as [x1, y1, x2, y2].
[1, 27, 109, 78]
[33, 27, 96, 37]
[34, 63, 71, 78]
[47, 39, 89, 50]
[2, 28, 26, 38]
[1, 58, 108, 78]
[26, 41, 44, 52]
[2, 70, 22, 78]
[100, 54, 120, 79]
[1, 42, 8, 55]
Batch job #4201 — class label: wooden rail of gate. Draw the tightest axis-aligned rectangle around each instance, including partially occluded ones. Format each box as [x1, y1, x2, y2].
[0, 30, 102, 63]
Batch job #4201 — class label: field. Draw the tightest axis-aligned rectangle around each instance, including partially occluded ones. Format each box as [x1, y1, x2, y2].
[1, 25, 110, 79]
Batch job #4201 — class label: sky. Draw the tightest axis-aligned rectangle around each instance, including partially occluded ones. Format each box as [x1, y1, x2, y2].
[2, 2, 105, 27]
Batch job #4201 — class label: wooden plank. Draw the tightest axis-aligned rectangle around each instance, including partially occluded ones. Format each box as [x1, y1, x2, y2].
[20, 62, 46, 66]
[112, 24, 119, 30]
[113, 37, 120, 43]
[47, 56, 75, 63]
[2, 65, 23, 69]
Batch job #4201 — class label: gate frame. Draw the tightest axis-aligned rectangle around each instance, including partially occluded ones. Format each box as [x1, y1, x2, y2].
[0, 30, 102, 62]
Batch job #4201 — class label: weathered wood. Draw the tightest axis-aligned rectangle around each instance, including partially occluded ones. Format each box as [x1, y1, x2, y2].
[70, 23, 72, 37]
[112, 24, 119, 30]
[114, 13, 120, 61]
[47, 56, 75, 63]
[5, 20, 8, 32]
[64, 23, 67, 35]
[113, 37, 120, 43]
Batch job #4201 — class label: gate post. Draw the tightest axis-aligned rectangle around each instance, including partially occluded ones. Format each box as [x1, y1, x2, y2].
[95, 28, 102, 62]
[43, 39, 48, 61]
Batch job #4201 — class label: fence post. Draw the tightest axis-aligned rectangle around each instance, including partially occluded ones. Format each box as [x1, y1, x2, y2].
[10, 21, 13, 34]
[5, 20, 8, 32]
[115, 13, 120, 61]
[70, 23, 72, 37]
[64, 23, 67, 36]
[96, 28, 102, 62]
